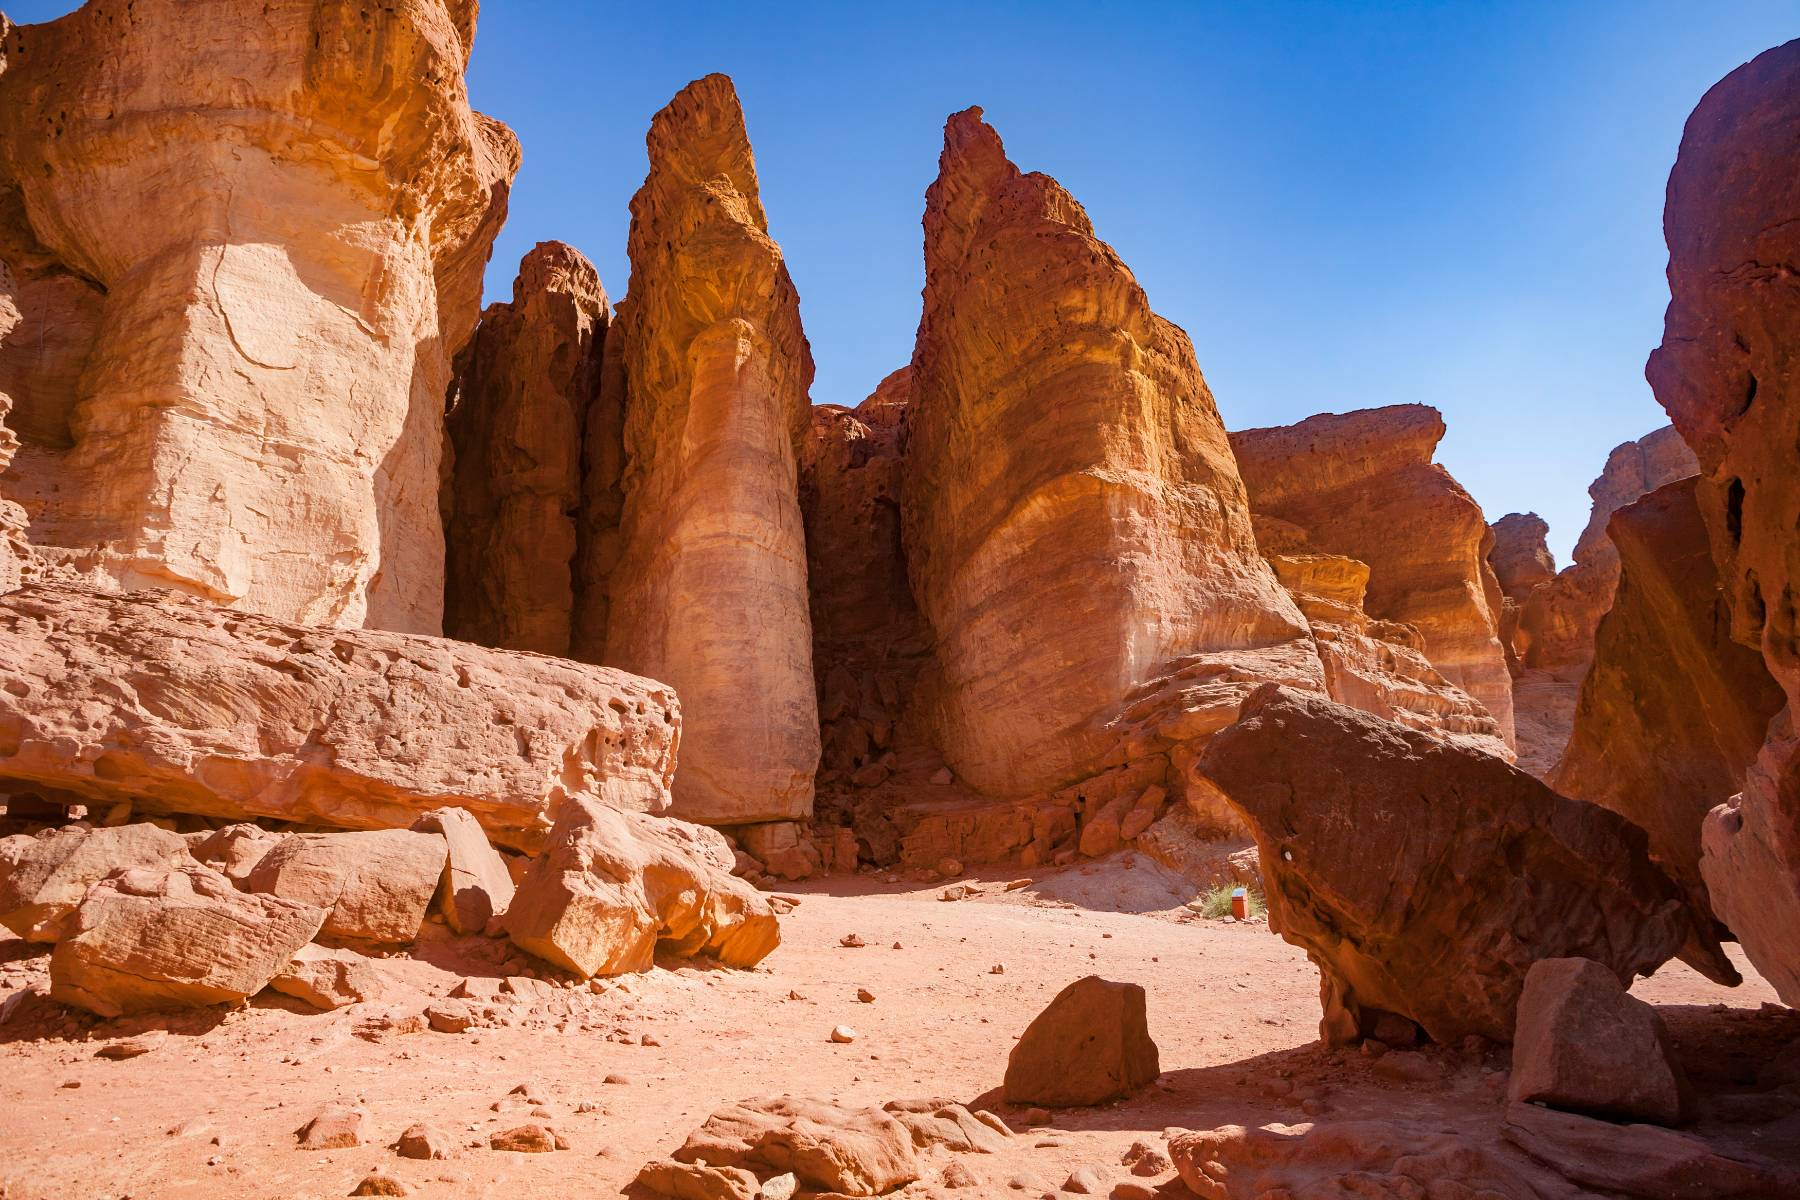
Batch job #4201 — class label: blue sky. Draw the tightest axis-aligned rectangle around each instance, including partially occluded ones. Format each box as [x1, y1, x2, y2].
[9, 2, 1797, 562]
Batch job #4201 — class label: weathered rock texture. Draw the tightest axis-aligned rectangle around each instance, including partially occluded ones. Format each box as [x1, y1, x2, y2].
[0, 585, 679, 851]
[444, 241, 608, 655]
[1230, 405, 1516, 751]
[244, 829, 447, 944]
[1198, 685, 1717, 1045]
[1551, 479, 1783, 937]
[0, 823, 189, 943]
[1003, 975, 1160, 1107]
[50, 864, 326, 1017]
[505, 799, 780, 977]
[902, 107, 1308, 800]
[411, 806, 516, 933]
[1646, 38, 1800, 1006]
[603, 74, 819, 825]
[1504, 427, 1700, 776]
[1489, 513, 1557, 604]
[0, 1, 517, 632]
[1508, 957, 1683, 1126]
[662, 1097, 920, 1197]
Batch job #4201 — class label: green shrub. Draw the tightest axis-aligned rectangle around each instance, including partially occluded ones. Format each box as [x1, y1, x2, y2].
[1195, 883, 1262, 919]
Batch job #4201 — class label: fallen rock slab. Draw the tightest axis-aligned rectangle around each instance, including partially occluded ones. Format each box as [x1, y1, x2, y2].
[51, 865, 325, 1017]
[410, 807, 515, 933]
[506, 800, 779, 977]
[1509, 957, 1684, 1125]
[664, 1097, 919, 1197]
[1004, 976, 1159, 1108]
[1198, 684, 1706, 1044]
[1502, 1101, 1800, 1198]
[185, 824, 285, 885]
[0, 585, 680, 852]
[0, 823, 189, 943]
[268, 944, 397, 1011]
[245, 829, 445, 944]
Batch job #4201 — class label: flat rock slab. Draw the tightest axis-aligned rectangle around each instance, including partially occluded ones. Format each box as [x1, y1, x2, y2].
[0, 823, 189, 943]
[245, 829, 446, 944]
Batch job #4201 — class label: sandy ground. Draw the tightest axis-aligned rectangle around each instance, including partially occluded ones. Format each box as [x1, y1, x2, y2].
[0, 851, 1791, 1200]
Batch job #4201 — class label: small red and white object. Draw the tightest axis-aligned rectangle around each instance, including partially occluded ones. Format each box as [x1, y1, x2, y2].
[1229, 887, 1249, 920]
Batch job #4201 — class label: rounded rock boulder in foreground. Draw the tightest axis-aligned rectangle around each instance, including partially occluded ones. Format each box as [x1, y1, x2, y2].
[1002, 975, 1160, 1107]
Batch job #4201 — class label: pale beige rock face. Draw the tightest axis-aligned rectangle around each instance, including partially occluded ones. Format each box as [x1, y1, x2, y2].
[244, 829, 447, 944]
[604, 75, 819, 824]
[0, 823, 190, 943]
[506, 799, 781, 978]
[0, 1, 516, 632]
[1230, 406, 1516, 751]
[444, 242, 609, 656]
[903, 108, 1308, 800]
[0, 585, 680, 851]
[50, 864, 327, 1018]
[410, 807, 517, 934]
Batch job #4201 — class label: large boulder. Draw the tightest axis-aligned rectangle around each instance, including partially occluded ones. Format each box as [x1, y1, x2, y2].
[0, 823, 189, 942]
[50, 864, 326, 1017]
[600, 74, 820, 825]
[1509, 957, 1683, 1126]
[1197, 685, 1710, 1044]
[443, 241, 610, 657]
[1647, 38, 1800, 1007]
[505, 800, 780, 977]
[1003, 976, 1160, 1108]
[662, 1097, 920, 1197]
[0, 585, 679, 851]
[410, 807, 515, 934]
[899, 106, 1309, 801]
[1230, 405, 1515, 750]
[0, 0, 516, 631]
[1551, 479, 1783, 940]
[244, 829, 446, 944]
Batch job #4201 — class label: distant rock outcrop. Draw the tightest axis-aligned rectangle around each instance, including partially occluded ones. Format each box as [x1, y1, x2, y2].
[902, 107, 1309, 801]
[1230, 405, 1516, 752]
[602, 74, 820, 826]
[1646, 38, 1800, 1006]
[1198, 685, 1717, 1045]
[444, 242, 609, 656]
[0, 0, 517, 631]
[1552, 478, 1783, 940]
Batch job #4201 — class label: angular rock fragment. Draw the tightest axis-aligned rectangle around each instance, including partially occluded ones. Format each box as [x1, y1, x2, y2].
[268, 944, 396, 1011]
[665, 1097, 919, 1197]
[1197, 685, 1711, 1044]
[1003, 976, 1159, 1107]
[0, 823, 188, 943]
[244, 830, 446, 944]
[297, 1102, 371, 1151]
[410, 807, 516, 934]
[1502, 1101, 1800, 1198]
[50, 865, 325, 1017]
[1508, 957, 1683, 1125]
[506, 801, 780, 977]
[0, 585, 680, 851]
[185, 824, 285, 885]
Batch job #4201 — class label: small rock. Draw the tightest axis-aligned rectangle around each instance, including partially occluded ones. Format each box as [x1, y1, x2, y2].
[489, 1123, 566, 1152]
[1121, 1140, 1170, 1176]
[857, 988, 876, 1003]
[942, 1161, 979, 1189]
[297, 1102, 368, 1150]
[1064, 1164, 1108, 1194]
[394, 1122, 453, 1160]
[761, 1173, 799, 1200]
[95, 1038, 154, 1060]
[839, 934, 866, 948]
[640, 1033, 661, 1047]
[990, 963, 1005, 975]
[1110, 1184, 1156, 1200]
[424, 1001, 474, 1034]
[603, 1074, 632, 1086]
[829, 1024, 858, 1043]
[1005, 879, 1033, 891]
[350, 1174, 407, 1196]
[936, 858, 964, 878]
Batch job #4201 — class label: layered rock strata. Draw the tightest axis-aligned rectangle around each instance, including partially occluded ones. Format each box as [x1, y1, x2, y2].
[603, 74, 819, 825]
[901, 107, 1309, 800]
[1197, 685, 1719, 1045]
[1230, 405, 1516, 750]
[0, 585, 679, 851]
[1551, 479, 1783, 937]
[0, 1, 517, 631]
[443, 242, 609, 655]
[1646, 38, 1800, 1005]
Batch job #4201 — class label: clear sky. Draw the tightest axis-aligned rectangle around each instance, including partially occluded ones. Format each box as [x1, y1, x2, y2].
[8, 2, 1797, 563]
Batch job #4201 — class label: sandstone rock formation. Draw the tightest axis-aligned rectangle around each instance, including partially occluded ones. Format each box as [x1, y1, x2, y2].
[1003, 975, 1160, 1107]
[410, 806, 516, 934]
[1506, 426, 1700, 774]
[1231, 405, 1516, 749]
[1646, 38, 1800, 1006]
[1551, 479, 1783, 936]
[1197, 685, 1718, 1044]
[901, 106, 1309, 801]
[50, 864, 326, 1017]
[602, 74, 819, 825]
[0, 823, 189, 942]
[505, 799, 780, 977]
[1509, 957, 1683, 1126]
[0, 585, 679, 851]
[660, 1097, 920, 1197]
[1488, 512, 1557, 604]
[243, 830, 447, 944]
[443, 241, 609, 655]
[269, 944, 394, 1011]
[0, 0, 517, 632]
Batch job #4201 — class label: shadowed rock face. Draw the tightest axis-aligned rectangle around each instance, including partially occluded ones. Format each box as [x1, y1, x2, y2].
[603, 74, 820, 825]
[1489, 513, 1557, 604]
[1198, 685, 1716, 1045]
[1647, 38, 1800, 1005]
[0, 1, 517, 632]
[443, 241, 609, 657]
[902, 107, 1307, 800]
[1229, 405, 1516, 751]
[1552, 478, 1784, 938]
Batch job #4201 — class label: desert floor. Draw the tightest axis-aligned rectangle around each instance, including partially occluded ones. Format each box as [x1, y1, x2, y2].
[0, 852, 1791, 1200]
